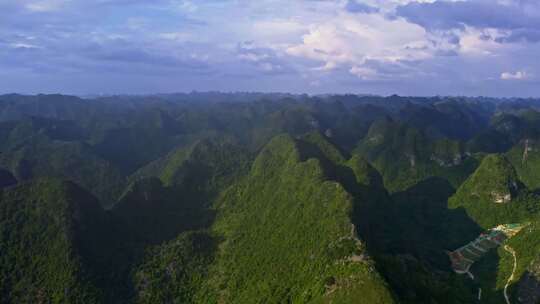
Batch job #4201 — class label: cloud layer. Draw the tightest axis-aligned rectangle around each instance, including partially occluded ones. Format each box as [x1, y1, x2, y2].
[1, 0, 539, 96]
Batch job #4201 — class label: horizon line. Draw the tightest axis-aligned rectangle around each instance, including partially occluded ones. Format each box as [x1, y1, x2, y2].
[2, 91, 540, 100]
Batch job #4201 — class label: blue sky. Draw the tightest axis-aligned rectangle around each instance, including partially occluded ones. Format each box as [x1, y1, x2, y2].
[1, 0, 540, 97]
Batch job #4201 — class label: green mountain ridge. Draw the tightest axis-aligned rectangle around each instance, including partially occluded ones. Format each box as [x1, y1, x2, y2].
[208, 134, 395, 303]
[128, 134, 396, 303]
[447, 153, 540, 303]
[356, 118, 480, 192]
[2, 94, 540, 303]
[448, 154, 538, 228]
[0, 179, 106, 303]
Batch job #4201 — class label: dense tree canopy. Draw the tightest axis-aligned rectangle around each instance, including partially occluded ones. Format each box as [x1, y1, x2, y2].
[1, 93, 540, 303]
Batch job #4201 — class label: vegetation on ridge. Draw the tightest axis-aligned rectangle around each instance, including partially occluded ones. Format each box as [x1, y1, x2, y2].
[2, 93, 540, 303]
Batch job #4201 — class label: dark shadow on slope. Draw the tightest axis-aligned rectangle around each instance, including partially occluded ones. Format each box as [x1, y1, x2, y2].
[111, 177, 216, 245]
[351, 177, 485, 303]
[295, 137, 359, 189]
[0, 168, 17, 188]
[295, 137, 482, 263]
[295, 138, 483, 265]
[253, 136, 485, 303]
[469, 251, 504, 304]
[517, 270, 540, 304]
[77, 176, 220, 302]
[90, 139, 251, 302]
[387, 177, 482, 267]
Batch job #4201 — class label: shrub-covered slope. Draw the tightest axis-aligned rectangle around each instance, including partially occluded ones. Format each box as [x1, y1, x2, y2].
[448, 154, 540, 303]
[506, 139, 540, 191]
[3, 94, 540, 303]
[448, 154, 539, 228]
[0, 118, 125, 207]
[133, 231, 217, 304]
[115, 140, 251, 244]
[131, 139, 250, 190]
[0, 179, 106, 303]
[131, 134, 396, 303]
[206, 135, 395, 303]
[356, 118, 479, 192]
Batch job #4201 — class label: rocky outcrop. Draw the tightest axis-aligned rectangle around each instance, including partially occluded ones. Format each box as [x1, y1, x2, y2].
[491, 191, 512, 204]
[522, 139, 530, 165]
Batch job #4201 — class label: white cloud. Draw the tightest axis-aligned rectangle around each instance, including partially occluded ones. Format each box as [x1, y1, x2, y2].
[24, 0, 70, 12]
[252, 19, 306, 39]
[2, 0, 539, 96]
[126, 17, 148, 31]
[9, 43, 40, 49]
[350, 66, 378, 80]
[285, 12, 430, 76]
[158, 32, 194, 43]
[459, 28, 500, 56]
[173, 0, 197, 13]
[238, 53, 269, 62]
[500, 70, 530, 80]
[259, 62, 282, 72]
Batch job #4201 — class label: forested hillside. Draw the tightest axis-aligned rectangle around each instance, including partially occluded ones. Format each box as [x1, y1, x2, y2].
[1, 93, 540, 303]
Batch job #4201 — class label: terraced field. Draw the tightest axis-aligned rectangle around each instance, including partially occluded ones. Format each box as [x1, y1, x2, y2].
[449, 224, 525, 274]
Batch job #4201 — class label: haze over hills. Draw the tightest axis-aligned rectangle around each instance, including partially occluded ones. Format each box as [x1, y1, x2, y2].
[1, 93, 540, 303]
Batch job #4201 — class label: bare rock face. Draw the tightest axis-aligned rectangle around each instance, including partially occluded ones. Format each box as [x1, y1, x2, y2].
[522, 139, 530, 164]
[491, 191, 512, 204]
[309, 118, 320, 129]
[324, 129, 333, 138]
[406, 153, 416, 168]
[518, 258, 540, 304]
[490, 180, 519, 203]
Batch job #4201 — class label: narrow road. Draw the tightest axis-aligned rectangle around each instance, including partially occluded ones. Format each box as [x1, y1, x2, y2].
[503, 245, 517, 304]
[478, 288, 482, 301]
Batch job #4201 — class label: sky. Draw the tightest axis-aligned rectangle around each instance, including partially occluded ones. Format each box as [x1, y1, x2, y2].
[1, 0, 540, 97]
